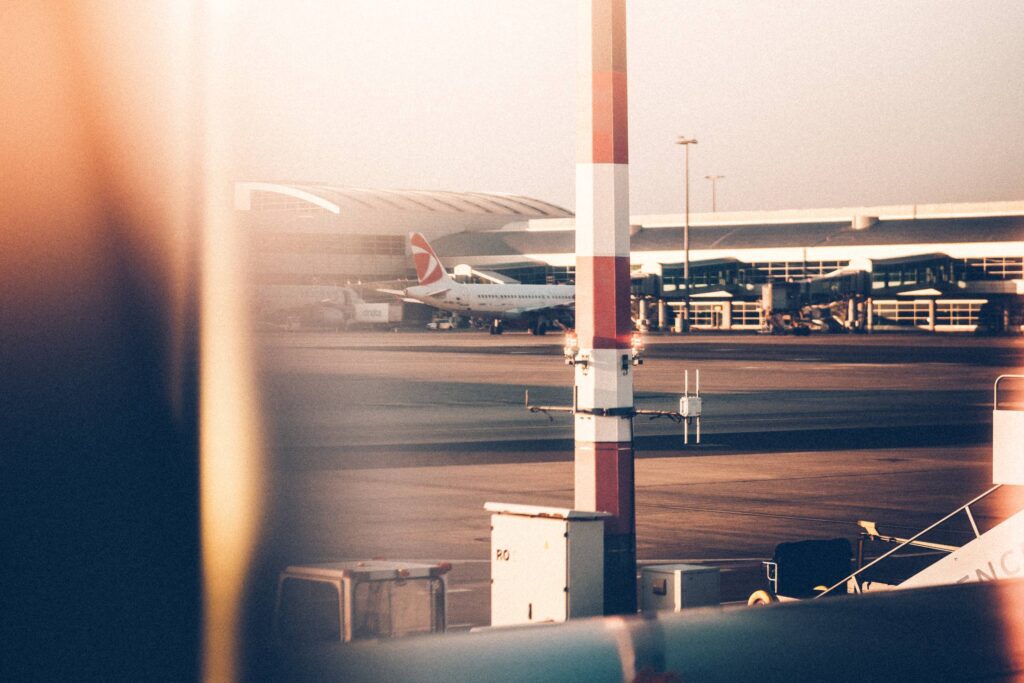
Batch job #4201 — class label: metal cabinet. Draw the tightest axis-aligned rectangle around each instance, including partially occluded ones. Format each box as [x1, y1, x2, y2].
[486, 502, 607, 627]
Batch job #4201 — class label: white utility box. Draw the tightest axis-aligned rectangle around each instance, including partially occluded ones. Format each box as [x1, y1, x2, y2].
[485, 502, 607, 627]
[679, 396, 702, 417]
[993, 409, 1024, 485]
[640, 564, 720, 612]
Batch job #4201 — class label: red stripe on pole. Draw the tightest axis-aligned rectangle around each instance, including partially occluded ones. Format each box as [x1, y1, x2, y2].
[581, 441, 634, 535]
[588, 71, 628, 164]
[575, 255, 632, 348]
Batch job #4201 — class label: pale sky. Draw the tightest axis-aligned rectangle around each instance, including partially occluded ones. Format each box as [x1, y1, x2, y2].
[224, 1, 1024, 214]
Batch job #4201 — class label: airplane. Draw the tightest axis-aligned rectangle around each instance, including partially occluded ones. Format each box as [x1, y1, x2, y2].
[380, 233, 574, 334]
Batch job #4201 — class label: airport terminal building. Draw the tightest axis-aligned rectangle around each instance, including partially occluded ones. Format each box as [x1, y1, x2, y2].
[236, 182, 1024, 333]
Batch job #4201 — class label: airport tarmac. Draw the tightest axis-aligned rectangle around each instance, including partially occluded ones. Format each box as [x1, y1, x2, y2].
[255, 330, 1023, 629]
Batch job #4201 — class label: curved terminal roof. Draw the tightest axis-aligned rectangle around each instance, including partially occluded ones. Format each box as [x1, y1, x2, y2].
[235, 181, 571, 218]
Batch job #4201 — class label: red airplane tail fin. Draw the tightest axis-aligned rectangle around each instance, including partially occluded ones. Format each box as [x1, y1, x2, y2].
[410, 233, 450, 286]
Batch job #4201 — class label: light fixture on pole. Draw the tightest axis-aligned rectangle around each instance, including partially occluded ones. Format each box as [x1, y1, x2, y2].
[675, 136, 698, 332]
[704, 174, 724, 212]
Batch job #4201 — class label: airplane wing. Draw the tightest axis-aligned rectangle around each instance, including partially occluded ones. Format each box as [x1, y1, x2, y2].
[380, 285, 451, 298]
[376, 287, 433, 304]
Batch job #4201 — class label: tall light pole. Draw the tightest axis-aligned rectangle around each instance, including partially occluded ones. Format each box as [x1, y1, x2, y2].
[676, 136, 697, 332]
[705, 174, 724, 212]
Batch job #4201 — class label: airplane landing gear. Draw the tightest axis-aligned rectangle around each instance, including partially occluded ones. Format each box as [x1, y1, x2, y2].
[489, 319, 504, 335]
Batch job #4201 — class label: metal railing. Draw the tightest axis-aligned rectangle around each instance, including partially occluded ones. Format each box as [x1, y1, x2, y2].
[814, 484, 1001, 598]
[819, 373, 1024, 598]
[994, 374, 1024, 409]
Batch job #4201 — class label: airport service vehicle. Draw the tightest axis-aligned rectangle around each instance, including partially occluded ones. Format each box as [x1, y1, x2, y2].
[425, 317, 454, 331]
[746, 538, 854, 605]
[256, 284, 399, 330]
[750, 375, 1024, 605]
[274, 561, 450, 644]
[379, 233, 574, 335]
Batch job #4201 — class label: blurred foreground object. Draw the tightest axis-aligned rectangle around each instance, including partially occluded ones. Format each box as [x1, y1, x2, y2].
[1, 2, 263, 680]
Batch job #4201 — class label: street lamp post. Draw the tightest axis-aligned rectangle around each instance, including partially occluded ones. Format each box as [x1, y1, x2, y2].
[675, 136, 698, 332]
[705, 174, 724, 212]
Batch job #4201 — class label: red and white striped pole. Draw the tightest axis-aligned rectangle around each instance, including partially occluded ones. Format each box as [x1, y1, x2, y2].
[574, 0, 635, 615]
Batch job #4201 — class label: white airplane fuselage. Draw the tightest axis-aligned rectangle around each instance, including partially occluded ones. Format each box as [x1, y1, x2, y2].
[405, 282, 574, 319]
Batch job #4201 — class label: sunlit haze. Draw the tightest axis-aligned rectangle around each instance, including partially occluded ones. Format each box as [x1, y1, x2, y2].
[225, 0, 1024, 213]
[3, 1, 1024, 680]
